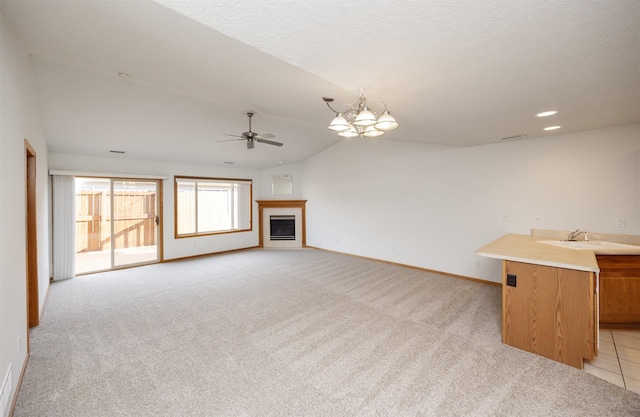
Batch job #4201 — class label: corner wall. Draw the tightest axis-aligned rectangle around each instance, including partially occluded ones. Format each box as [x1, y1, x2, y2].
[302, 124, 640, 283]
[0, 12, 50, 417]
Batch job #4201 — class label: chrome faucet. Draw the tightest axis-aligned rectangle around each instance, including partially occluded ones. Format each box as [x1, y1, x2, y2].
[567, 230, 585, 241]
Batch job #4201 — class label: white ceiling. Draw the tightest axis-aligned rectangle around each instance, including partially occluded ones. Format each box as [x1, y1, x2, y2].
[2, 0, 639, 169]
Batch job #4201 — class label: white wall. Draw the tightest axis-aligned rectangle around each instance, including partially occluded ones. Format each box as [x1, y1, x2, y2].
[0, 12, 50, 416]
[302, 124, 640, 283]
[48, 153, 264, 260]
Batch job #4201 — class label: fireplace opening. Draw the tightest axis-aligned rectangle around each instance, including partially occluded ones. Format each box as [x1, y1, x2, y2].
[270, 215, 295, 241]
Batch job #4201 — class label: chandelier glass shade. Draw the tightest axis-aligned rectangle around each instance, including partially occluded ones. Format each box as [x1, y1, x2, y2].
[374, 110, 400, 130]
[328, 114, 350, 131]
[322, 90, 399, 138]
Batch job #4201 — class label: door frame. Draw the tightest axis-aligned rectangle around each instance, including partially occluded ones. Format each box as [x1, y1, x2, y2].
[74, 176, 163, 274]
[25, 139, 39, 331]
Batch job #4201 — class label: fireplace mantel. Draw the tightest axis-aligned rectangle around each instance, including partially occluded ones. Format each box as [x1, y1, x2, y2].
[256, 200, 307, 248]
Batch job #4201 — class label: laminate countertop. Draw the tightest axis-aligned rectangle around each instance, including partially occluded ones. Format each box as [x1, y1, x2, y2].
[476, 233, 640, 273]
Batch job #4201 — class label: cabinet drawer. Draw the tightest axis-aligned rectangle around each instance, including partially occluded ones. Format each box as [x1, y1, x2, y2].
[596, 255, 640, 270]
[599, 271, 640, 279]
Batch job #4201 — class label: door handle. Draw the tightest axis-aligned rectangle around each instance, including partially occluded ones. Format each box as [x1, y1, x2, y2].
[154, 216, 159, 225]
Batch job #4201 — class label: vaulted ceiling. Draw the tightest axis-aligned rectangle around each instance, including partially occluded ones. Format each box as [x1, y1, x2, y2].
[2, 0, 638, 169]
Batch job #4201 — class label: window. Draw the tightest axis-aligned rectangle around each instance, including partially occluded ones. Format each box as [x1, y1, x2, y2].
[175, 176, 252, 237]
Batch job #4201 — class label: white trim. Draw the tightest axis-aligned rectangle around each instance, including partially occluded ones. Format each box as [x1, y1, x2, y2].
[49, 170, 168, 180]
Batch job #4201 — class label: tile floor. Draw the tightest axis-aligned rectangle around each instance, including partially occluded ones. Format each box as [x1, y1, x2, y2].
[584, 329, 640, 395]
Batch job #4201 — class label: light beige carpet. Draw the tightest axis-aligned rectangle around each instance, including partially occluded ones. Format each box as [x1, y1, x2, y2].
[13, 248, 640, 416]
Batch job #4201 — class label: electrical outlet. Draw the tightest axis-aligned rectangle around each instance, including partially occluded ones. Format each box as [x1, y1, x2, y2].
[502, 213, 509, 222]
[506, 274, 517, 287]
[475, 259, 481, 268]
[616, 218, 626, 228]
[534, 216, 541, 224]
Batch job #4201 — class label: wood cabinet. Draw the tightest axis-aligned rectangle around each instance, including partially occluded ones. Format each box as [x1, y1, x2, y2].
[502, 260, 597, 369]
[596, 255, 640, 329]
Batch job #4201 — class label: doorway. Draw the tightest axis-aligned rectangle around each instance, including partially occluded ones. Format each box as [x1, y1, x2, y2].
[75, 177, 161, 274]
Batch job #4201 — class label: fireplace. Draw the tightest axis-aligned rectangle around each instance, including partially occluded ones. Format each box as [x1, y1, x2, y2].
[256, 200, 307, 248]
[270, 215, 296, 240]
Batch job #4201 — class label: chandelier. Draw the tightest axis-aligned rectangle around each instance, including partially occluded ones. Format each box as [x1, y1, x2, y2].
[321, 90, 399, 138]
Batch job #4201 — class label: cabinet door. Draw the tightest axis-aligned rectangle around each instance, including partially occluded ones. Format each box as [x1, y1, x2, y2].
[503, 261, 596, 369]
[596, 255, 640, 329]
[599, 271, 640, 326]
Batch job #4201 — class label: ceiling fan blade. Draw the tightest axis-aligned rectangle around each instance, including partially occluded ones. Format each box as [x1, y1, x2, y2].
[256, 133, 275, 139]
[216, 138, 244, 143]
[218, 112, 277, 149]
[256, 138, 283, 147]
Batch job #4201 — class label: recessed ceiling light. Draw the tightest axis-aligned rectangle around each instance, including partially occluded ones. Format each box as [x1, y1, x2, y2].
[118, 72, 131, 79]
[224, 161, 234, 164]
[544, 126, 561, 131]
[537, 111, 557, 117]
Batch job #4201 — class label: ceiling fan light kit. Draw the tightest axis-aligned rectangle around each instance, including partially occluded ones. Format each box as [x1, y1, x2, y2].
[217, 111, 283, 149]
[322, 90, 399, 138]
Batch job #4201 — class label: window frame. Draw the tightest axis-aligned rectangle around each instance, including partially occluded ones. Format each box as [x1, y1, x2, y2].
[174, 175, 253, 238]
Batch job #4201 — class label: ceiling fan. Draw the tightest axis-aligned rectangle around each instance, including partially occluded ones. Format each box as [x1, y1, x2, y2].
[217, 111, 283, 149]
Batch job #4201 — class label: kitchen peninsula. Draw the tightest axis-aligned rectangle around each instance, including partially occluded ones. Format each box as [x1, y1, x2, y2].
[476, 232, 640, 369]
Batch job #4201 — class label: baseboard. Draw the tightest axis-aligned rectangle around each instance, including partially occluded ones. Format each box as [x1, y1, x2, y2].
[39, 279, 51, 318]
[8, 271, 50, 416]
[93, 245, 499, 287]
[8, 352, 29, 417]
[72, 246, 262, 277]
[306, 246, 501, 287]
[162, 246, 261, 263]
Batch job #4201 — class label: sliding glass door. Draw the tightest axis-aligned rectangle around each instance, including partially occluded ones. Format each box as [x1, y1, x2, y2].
[75, 177, 160, 274]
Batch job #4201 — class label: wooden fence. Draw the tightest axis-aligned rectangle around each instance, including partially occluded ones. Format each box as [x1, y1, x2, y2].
[76, 191, 156, 253]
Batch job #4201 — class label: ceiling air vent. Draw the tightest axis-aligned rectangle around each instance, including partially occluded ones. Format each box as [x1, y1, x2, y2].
[501, 134, 527, 141]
